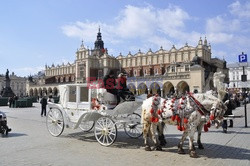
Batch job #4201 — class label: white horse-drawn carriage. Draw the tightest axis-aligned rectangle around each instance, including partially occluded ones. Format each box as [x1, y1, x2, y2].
[46, 83, 143, 146]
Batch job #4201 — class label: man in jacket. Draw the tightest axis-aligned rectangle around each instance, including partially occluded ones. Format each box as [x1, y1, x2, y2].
[40, 96, 47, 117]
[103, 70, 120, 104]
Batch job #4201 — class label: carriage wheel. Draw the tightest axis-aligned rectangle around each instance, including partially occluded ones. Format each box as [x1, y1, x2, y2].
[94, 117, 117, 146]
[46, 108, 64, 137]
[79, 120, 95, 132]
[124, 113, 143, 138]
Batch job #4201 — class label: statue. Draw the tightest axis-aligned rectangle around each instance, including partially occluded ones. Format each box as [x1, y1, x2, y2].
[1, 69, 15, 97]
[5, 69, 9, 80]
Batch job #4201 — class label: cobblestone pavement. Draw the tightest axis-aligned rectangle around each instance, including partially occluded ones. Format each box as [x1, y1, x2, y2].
[0, 103, 249, 166]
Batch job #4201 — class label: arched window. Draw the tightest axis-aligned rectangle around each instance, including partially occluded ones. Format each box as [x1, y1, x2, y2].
[154, 68, 158, 75]
[134, 70, 137, 77]
[171, 66, 175, 72]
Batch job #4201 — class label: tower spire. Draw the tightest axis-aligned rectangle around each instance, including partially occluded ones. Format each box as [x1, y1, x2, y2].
[94, 26, 104, 50]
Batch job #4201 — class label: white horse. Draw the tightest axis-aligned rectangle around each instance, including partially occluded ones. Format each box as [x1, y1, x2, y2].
[141, 92, 227, 157]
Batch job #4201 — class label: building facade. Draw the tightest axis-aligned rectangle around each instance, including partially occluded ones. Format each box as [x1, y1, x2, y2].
[27, 29, 228, 97]
[0, 72, 27, 97]
[227, 62, 250, 92]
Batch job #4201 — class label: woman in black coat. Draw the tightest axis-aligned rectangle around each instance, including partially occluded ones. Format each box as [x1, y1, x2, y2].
[222, 97, 236, 133]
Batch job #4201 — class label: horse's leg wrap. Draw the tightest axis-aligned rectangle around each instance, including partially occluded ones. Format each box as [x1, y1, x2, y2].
[189, 150, 198, 158]
[151, 123, 162, 151]
[197, 123, 204, 149]
[188, 128, 198, 158]
[157, 122, 167, 146]
[143, 122, 151, 151]
[178, 131, 188, 154]
[158, 134, 167, 146]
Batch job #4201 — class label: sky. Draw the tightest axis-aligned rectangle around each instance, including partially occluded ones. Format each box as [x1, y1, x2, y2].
[0, 0, 250, 77]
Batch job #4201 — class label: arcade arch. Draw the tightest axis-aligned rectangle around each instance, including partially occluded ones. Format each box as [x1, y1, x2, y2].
[29, 89, 34, 96]
[176, 81, 190, 95]
[34, 88, 38, 96]
[162, 82, 175, 97]
[137, 83, 148, 95]
[38, 88, 43, 97]
[53, 87, 58, 96]
[127, 83, 136, 94]
[149, 82, 160, 95]
[48, 87, 53, 95]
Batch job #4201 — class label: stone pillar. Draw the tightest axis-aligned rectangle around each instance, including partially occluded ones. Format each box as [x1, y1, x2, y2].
[161, 89, 163, 97]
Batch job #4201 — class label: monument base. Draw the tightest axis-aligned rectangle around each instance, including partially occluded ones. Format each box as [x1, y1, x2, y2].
[1, 87, 15, 97]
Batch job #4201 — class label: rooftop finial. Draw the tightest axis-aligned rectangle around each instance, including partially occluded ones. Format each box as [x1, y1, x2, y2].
[98, 26, 100, 33]
[81, 39, 84, 47]
[204, 36, 207, 45]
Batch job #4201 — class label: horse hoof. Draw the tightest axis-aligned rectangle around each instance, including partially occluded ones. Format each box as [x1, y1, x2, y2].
[198, 144, 204, 149]
[156, 146, 163, 151]
[145, 146, 152, 151]
[178, 148, 185, 154]
[189, 151, 198, 158]
[160, 140, 167, 146]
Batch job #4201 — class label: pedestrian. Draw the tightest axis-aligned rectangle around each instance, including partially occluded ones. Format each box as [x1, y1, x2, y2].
[13, 95, 18, 107]
[222, 94, 236, 133]
[8, 97, 13, 108]
[40, 96, 47, 117]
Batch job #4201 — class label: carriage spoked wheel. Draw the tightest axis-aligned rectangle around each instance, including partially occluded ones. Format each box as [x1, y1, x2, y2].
[79, 120, 95, 132]
[46, 108, 64, 137]
[94, 117, 117, 146]
[124, 113, 143, 138]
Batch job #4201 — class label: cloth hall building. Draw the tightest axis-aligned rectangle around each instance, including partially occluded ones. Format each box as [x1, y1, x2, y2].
[27, 29, 228, 97]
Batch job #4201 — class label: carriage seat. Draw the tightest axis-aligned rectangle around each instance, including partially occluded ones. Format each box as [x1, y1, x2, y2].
[95, 90, 118, 110]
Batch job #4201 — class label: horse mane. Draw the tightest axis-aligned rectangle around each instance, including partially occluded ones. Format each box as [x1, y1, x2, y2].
[213, 72, 227, 101]
[147, 94, 153, 98]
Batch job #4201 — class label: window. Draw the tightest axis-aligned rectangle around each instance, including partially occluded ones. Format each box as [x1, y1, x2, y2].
[134, 70, 137, 76]
[79, 64, 85, 77]
[155, 68, 158, 75]
[236, 76, 239, 80]
[98, 70, 103, 78]
[171, 66, 175, 72]
[185, 65, 190, 71]
[233, 76, 235, 80]
[80, 87, 88, 102]
[144, 69, 147, 75]
[69, 86, 76, 102]
[166, 66, 170, 72]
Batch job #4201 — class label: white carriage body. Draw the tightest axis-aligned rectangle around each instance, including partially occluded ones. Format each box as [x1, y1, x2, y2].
[47, 83, 143, 146]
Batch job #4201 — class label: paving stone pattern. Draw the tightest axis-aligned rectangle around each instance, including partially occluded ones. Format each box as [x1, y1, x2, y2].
[0, 103, 249, 166]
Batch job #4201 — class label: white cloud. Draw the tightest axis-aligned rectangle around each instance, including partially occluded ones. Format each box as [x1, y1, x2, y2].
[206, 16, 240, 33]
[116, 5, 157, 38]
[61, 4, 200, 54]
[229, 1, 250, 18]
[156, 5, 190, 37]
[14, 66, 44, 77]
[146, 35, 172, 49]
[212, 50, 227, 59]
[207, 32, 234, 44]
